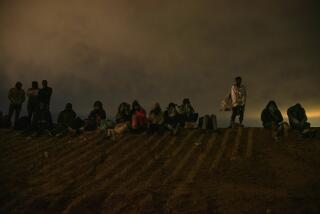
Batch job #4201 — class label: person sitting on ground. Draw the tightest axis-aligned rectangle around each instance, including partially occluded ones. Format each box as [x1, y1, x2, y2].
[8, 82, 26, 128]
[287, 103, 316, 138]
[178, 98, 198, 128]
[116, 102, 131, 124]
[31, 102, 53, 136]
[51, 103, 77, 136]
[131, 100, 147, 131]
[38, 80, 53, 109]
[261, 101, 287, 142]
[148, 102, 165, 134]
[107, 103, 132, 140]
[164, 103, 180, 135]
[84, 101, 107, 132]
[27, 81, 40, 122]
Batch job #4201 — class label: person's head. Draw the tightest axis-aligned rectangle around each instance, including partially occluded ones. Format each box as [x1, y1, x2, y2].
[168, 102, 177, 109]
[235, 76, 242, 87]
[15, 82, 22, 90]
[65, 103, 73, 110]
[267, 101, 278, 112]
[32, 81, 38, 89]
[132, 100, 140, 111]
[153, 102, 161, 113]
[119, 102, 130, 113]
[42, 80, 48, 88]
[183, 98, 190, 105]
[93, 101, 103, 110]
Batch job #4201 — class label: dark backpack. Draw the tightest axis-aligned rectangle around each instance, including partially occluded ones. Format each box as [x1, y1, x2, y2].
[198, 114, 217, 131]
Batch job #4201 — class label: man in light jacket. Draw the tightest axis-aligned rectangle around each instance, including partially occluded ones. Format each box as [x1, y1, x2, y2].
[230, 76, 247, 128]
[8, 82, 26, 127]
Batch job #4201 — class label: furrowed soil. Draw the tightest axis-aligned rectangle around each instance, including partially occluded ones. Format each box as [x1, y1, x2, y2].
[0, 128, 320, 214]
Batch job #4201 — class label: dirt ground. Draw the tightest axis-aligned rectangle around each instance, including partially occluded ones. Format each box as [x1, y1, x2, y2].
[0, 128, 319, 214]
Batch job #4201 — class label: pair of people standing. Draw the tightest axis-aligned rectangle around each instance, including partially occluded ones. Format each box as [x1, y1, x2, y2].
[8, 80, 53, 128]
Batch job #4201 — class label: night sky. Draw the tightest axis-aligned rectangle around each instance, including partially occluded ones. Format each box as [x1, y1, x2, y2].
[1, 0, 319, 126]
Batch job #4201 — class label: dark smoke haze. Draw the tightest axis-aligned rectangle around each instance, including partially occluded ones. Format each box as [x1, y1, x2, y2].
[1, 0, 320, 126]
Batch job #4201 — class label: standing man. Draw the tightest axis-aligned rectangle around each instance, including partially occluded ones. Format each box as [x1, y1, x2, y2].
[230, 76, 247, 128]
[39, 80, 53, 109]
[8, 82, 26, 127]
[27, 81, 40, 122]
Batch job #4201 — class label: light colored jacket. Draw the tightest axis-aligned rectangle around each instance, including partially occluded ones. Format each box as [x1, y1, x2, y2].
[231, 84, 247, 107]
[8, 88, 26, 105]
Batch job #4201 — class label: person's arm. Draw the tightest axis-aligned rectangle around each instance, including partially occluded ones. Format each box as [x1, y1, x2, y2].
[231, 85, 237, 106]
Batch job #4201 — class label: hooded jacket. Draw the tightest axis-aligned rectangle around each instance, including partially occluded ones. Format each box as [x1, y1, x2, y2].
[261, 101, 283, 127]
[231, 84, 247, 107]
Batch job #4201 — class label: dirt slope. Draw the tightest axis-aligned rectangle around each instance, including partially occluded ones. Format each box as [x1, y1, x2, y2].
[0, 128, 320, 214]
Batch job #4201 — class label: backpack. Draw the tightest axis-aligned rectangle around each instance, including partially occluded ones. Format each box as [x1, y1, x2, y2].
[220, 94, 232, 111]
[198, 114, 217, 131]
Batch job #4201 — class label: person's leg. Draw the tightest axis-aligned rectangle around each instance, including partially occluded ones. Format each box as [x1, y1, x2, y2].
[8, 104, 15, 123]
[239, 105, 245, 125]
[14, 105, 22, 126]
[27, 103, 33, 122]
[230, 107, 238, 127]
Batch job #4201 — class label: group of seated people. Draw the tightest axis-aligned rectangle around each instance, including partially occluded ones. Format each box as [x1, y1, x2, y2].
[261, 101, 316, 141]
[0, 98, 199, 138]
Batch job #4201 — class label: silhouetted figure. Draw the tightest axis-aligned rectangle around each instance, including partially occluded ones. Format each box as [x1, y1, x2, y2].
[287, 103, 315, 138]
[84, 101, 106, 131]
[230, 76, 247, 128]
[8, 82, 25, 127]
[116, 102, 131, 124]
[39, 80, 53, 109]
[261, 101, 287, 142]
[51, 103, 77, 136]
[148, 102, 165, 134]
[164, 103, 180, 135]
[178, 98, 198, 128]
[27, 81, 40, 122]
[31, 103, 53, 135]
[131, 100, 147, 131]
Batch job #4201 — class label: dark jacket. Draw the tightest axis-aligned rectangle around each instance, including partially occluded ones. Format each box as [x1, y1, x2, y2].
[58, 109, 77, 127]
[39, 87, 53, 105]
[287, 104, 308, 126]
[89, 109, 106, 121]
[8, 88, 26, 105]
[261, 101, 283, 128]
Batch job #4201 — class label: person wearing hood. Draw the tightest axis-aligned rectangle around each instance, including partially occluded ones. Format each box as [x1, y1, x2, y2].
[84, 101, 107, 131]
[8, 81, 26, 127]
[178, 98, 198, 128]
[131, 100, 147, 130]
[148, 102, 165, 134]
[261, 101, 287, 141]
[230, 76, 247, 128]
[116, 102, 131, 124]
[164, 102, 180, 135]
[287, 103, 316, 138]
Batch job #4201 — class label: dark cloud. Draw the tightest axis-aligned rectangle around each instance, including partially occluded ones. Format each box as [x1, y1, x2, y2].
[1, 0, 319, 126]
